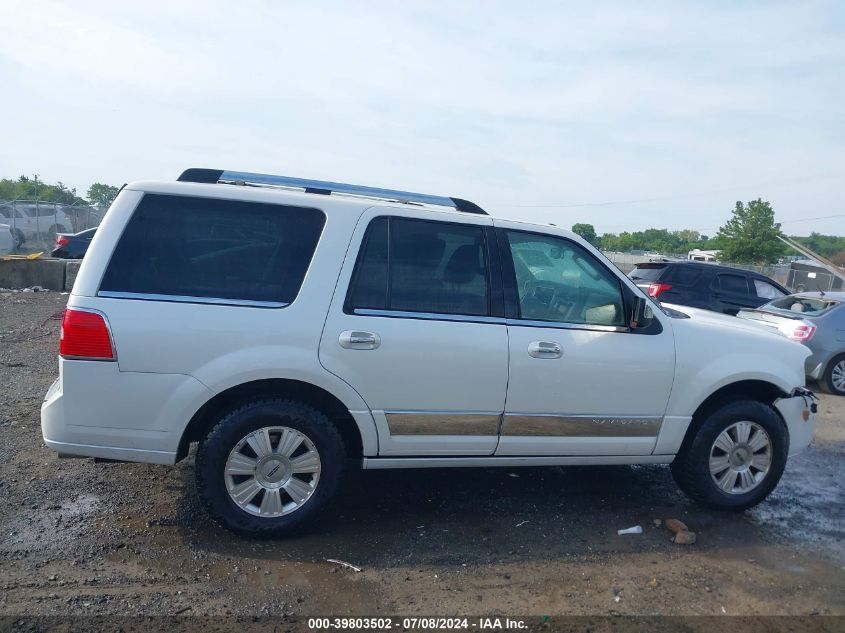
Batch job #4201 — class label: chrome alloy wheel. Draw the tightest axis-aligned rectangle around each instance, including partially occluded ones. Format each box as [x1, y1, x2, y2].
[709, 421, 772, 494]
[832, 360, 845, 392]
[224, 426, 321, 517]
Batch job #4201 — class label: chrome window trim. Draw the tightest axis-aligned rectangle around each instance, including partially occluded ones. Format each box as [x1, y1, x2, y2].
[505, 318, 629, 333]
[385, 411, 502, 436]
[501, 413, 663, 437]
[354, 308, 506, 325]
[97, 291, 288, 309]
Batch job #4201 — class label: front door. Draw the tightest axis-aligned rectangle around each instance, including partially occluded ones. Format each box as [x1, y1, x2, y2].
[494, 223, 675, 456]
[319, 210, 508, 456]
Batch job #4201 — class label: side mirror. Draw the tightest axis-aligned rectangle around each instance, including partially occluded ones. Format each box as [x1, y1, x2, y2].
[630, 296, 655, 329]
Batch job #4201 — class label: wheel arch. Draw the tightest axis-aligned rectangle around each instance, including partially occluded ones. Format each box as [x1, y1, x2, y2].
[679, 379, 789, 452]
[177, 378, 368, 462]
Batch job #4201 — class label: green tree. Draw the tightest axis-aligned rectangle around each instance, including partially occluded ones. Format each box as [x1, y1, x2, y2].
[86, 183, 120, 208]
[0, 175, 86, 205]
[716, 199, 783, 264]
[571, 223, 598, 245]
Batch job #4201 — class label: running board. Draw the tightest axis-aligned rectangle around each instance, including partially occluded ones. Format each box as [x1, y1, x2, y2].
[362, 455, 674, 469]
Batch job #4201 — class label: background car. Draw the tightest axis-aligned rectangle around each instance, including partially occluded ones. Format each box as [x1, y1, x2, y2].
[0, 203, 74, 245]
[51, 227, 96, 259]
[629, 260, 789, 315]
[0, 223, 15, 255]
[738, 292, 845, 395]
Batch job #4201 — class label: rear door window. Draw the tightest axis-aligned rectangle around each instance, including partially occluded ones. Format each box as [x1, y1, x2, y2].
[714, 274, 749, 295]
[99, 194, 325, 305]
[346, 216, 490, 317]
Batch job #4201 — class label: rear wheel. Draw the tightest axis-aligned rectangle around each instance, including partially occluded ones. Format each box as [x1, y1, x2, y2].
[819, 355, 845, 396]
[671, 400, 788, 511]
[196, 398, 346, 538]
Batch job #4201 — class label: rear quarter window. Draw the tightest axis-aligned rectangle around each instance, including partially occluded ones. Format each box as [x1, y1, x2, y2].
[99, 194, 325, 305]
[629, 265, 665, 281]
[665, 266, 702, 285]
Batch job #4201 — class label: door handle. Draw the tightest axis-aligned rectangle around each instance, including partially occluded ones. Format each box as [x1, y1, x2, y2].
[528, 341, 562, 359]
[339, 330, 380, 350]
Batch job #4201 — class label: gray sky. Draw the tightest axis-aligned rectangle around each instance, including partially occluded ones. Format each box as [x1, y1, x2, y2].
[1, 0, 843, 236]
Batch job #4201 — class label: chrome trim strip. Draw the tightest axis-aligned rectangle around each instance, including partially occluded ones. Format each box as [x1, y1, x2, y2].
[501, 414, 663, 437]
[363, 455, 674, 469]
[506, 319, 628, 333]
[97, 291, 287, 309]
[354, 309, 506, 324]
[385, 411, 502, 436]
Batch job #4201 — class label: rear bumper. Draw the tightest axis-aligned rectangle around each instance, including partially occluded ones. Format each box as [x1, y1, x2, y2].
[41, 360, 212, 465]
[774, 388, 817, 456]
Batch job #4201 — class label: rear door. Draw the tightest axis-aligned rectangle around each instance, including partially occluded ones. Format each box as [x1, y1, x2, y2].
[318, 208, 509, 456]
[711, 273, 752, 314]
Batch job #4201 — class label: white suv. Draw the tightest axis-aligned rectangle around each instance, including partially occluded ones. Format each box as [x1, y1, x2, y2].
[42, 169, 817, 537]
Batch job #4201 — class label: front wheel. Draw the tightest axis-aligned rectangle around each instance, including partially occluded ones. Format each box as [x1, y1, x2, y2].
[195, 399, 346, 538]
[671, 400, 788, 511]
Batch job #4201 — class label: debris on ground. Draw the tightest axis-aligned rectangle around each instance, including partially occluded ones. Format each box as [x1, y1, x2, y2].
[515, 520, 529, 527]
[665, 518, 696, 544]
[672, 530, 697, 545]
[326, 559, 362, 572]
[665, 518, 688, 534]
[617, 525, 643, 535]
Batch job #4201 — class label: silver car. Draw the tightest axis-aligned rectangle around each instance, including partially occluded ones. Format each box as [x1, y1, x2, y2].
[738, 292, 845, 395]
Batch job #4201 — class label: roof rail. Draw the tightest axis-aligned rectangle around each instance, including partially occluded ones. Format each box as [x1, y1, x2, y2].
[176, 168, 487, 215]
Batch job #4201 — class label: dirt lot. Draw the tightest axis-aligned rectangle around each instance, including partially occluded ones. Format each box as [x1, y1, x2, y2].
[1, 291, 844, 619]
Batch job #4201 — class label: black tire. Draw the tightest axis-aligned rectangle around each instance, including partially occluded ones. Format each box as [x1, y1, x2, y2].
[195, 398, 347, 538]
[670, 400, 788, 511]
[819, 354, 845, 396]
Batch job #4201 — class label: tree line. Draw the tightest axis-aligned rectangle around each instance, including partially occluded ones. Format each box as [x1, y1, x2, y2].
[0, 175, 120, 208]
[3, 176, 842, 265]
[573, 199, 845, 265]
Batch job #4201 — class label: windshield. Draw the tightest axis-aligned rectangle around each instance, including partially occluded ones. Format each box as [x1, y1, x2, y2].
[763, 295, 840, 316]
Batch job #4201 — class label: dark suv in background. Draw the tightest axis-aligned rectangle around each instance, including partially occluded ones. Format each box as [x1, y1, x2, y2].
[629, 261, 789, 315]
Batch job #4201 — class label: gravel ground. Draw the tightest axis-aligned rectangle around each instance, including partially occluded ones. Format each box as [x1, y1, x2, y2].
[1, 291, 844, 619]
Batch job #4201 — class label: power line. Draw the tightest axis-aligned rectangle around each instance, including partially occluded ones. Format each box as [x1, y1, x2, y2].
[492, 172, 845, 209]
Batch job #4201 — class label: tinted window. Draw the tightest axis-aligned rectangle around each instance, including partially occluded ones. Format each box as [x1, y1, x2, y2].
[346, 217, 388, 311]
[346, 216, 489, 316]
[753, 278, 786, 299]
[506, 231, 625, 326]
[100, 194, 325, 305]
[668, 266, 702, 285]
[715, 274, 749, 295]
[629, 265, 665, 281]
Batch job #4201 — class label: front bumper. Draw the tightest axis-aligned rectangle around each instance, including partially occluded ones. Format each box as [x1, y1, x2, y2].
[774, 387, 817, 456]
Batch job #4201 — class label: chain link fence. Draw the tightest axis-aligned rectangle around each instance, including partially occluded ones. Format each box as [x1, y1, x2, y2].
[0, 200, 106, 254]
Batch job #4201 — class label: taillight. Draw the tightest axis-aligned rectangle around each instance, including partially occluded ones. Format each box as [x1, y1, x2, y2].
[55, 236, 69, 248]
[59, 308, 116, 360]
[788, 323, 816, 343]
[648, 282, 672, 298]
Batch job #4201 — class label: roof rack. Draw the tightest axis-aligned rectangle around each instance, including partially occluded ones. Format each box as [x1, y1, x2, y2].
[177, 168, 487, 215]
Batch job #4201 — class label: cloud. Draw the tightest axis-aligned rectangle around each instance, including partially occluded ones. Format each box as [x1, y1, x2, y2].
[0, 0, 842, 234]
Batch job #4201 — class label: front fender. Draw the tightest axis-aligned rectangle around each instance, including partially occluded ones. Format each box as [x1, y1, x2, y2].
[665, 352, 800, 418]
